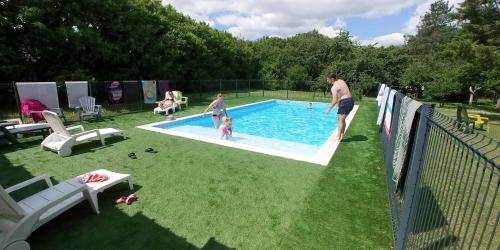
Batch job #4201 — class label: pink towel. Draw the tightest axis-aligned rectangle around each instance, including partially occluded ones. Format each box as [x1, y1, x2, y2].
[81, 174, 109, 183]
[21, 99, 48, 122]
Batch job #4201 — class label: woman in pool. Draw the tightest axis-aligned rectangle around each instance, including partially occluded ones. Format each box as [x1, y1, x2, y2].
[203, 93, 227, 128]
[220, 116, 232, 140]
[158, 91, 176, 110]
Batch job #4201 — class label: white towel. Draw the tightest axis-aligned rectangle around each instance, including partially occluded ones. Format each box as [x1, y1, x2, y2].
[392, 96, 422, 184]
[384, 90, 397, 138]
[376, 84, 386, 107]
[65, 81, 89, 108]
[376, 87, 390, 126]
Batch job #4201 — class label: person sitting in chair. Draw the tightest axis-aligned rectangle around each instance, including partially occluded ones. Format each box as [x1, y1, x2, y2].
[158, 91, 177, 110]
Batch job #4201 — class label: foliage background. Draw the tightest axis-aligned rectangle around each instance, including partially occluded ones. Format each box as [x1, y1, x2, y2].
[0, 0, 498, 103]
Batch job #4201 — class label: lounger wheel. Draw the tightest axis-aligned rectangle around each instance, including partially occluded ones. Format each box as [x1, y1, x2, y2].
[5, 240, 30, 250]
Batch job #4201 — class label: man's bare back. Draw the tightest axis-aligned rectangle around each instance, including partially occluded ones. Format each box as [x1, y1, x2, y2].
[331, 80, 352, 100]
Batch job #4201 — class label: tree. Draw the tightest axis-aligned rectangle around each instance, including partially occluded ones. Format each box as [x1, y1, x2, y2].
[406, 0, 457, 55]
[454, 0, 500, 46]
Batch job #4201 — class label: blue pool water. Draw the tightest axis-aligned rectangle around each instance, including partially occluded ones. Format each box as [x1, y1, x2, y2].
[154, 100, 338, 146]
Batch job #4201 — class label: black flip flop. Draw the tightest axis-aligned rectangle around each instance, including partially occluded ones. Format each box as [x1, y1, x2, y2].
[128, 152, 137, 159]
[145, 148, 158, 153]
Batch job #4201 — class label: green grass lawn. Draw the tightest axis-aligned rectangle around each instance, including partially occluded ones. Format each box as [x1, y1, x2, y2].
[0, 97, 392, 250]
[431, 102, 499, 140]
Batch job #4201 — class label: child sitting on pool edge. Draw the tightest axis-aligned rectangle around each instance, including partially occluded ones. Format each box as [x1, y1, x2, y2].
[220, 116, 232, 140]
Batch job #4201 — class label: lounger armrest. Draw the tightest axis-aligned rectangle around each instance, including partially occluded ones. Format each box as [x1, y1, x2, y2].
[67, 125, 85, 132]
[95, 105, 102, 112]
[74, 129, 103, 140]
[5, 175, 53, 193]
[49, 107, 63, 112]
[181, 97, 188, 102]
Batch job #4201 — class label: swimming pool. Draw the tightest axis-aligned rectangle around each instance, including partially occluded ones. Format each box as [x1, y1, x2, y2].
[138, 100, 358, 165]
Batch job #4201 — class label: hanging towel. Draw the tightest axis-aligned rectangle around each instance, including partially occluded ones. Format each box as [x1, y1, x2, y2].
[21, 99, 48, 122]
[384, 90, 397, 139]
[107, 81, 123, 104]
[392, 96, 422, 185]
[376, 84, 386, 107]
[141, 80, 157, 103]
[65, 81, 88, 108]
[376, 87, 390, 126]
[80, 174, 109, 183]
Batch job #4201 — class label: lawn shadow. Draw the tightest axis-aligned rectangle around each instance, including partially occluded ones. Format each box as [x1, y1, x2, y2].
[342, 135, 368, 142]
[0, 148, 41, 199]
[411, 186, 449, 234]
[66, 136, 128, 156]
[421, 235, 458, 250]
[29, 197, 235, 249]
[2, 151, 235, 249]
[81, 116, 115, 124]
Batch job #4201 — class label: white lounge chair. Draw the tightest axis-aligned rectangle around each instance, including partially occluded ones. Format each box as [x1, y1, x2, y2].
[153, 106, 174, 115]
[41, 111, 124, 157]
[0, 175, 88, 250]
[0, 119, 51, 146]
[77, 96, 102, 122]
[172, 91, 188, 108]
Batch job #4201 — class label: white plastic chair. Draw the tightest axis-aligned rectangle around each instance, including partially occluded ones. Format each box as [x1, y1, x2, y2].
[77, 96, 102, 122]
[172, 91, 188, 108]
[0, 175, 87, 250]
[41, 111, 124, 157]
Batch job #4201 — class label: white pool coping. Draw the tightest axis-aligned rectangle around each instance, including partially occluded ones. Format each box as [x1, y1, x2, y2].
[137, 100, 358, 166]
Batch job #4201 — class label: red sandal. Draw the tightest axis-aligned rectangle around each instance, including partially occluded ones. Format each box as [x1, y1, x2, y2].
[125, 193, 137, 205]
[115, 196, 127, 204]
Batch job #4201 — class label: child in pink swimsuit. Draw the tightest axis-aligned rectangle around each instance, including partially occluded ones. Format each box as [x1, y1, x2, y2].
[220, 117, 232, 140]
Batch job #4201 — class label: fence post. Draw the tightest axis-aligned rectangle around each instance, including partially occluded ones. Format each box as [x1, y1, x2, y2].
[138, 80, 143, 111]
[199, 80, 202, 103]
[262, 80, 265, 97]
[396, 104, 433, 250]
[11, 81, 22, 122]
[236, 79, 238, 98]
[286, 80, 289, 99]
[248, 79, 251, 97]
[219, 79, 222, 93]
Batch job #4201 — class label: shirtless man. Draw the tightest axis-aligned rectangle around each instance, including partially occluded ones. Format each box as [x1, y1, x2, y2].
[324, 73, 354, 141]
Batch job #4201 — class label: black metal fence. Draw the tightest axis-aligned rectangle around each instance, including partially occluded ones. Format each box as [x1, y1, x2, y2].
[0, 79, 349, 122]
[380, 91, 499, 249]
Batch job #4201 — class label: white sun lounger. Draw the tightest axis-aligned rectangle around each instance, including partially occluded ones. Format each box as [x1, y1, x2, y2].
[41, 111, 124, 157]
[0, 175, 88, 250]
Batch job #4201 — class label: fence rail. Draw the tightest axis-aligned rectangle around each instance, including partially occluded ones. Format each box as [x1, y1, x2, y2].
[379, 88, 499, 249]
[0, 79, 361, 122]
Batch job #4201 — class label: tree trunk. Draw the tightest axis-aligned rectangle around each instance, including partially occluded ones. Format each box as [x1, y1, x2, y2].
[469, 86, 481, 105]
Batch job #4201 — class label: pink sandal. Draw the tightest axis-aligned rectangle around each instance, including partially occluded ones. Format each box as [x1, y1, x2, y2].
[125, 194, 137, 205]
[115, 196, 127, 204]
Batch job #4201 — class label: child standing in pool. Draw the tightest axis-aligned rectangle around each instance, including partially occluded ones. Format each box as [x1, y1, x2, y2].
[220, 117, 232, 140]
